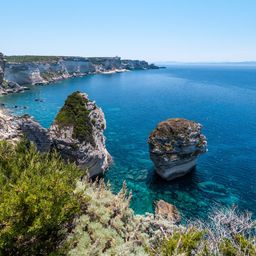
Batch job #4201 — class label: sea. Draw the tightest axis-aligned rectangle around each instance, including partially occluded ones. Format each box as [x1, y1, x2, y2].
[1, 64, 256, 220]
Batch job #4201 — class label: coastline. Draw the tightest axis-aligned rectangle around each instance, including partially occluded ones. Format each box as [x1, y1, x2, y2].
[0, 68, 130, 96]
[0, 55, 159, 96]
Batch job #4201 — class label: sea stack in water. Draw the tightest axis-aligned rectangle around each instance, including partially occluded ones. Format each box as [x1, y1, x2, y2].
[148, 118, 207, 180]
[49, 92, 111, 177]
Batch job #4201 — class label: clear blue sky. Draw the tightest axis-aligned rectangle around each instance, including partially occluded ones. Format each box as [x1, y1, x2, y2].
[1, 0, 256, 62]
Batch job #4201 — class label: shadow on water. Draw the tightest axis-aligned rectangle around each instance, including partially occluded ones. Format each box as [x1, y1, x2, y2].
[145, 167, 230, 220]
[147, 166, 198, 189]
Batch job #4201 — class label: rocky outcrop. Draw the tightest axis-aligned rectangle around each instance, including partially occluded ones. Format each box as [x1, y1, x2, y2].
[148, 118, 207, 181]
[0, 92, 111, 177]
[0, 80, 29, 95]
[19, 115, 51, 152]
[0, 52, 5, 85]
[0, 109, 51, 147]
[0, 109, 22, 142]
[49, 92, 111, 177]
[155, 200, 181, 223]
[121, 59, 158, 70]
[4, 56, 158, 86]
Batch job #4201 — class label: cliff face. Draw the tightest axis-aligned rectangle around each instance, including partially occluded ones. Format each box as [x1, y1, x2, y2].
[0, 92, 111, 177]
[148, 118, 207, 180]
[5, 58, 93, 85]
[0, 53, 5, 85]
[0, 52, 29, 95]
[4, 56, 158, 86]
[121, 59, 158, 70]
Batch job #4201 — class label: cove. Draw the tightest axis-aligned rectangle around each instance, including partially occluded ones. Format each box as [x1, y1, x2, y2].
[1, 65, 256, 220]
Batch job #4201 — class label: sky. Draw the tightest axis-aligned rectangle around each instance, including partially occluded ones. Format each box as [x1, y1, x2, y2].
[1, 0, 256, 62]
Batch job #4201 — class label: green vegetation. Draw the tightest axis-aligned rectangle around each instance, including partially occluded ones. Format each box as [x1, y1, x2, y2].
[0, 140, 255, 255]
[55, 91, 95, 144]
[88, 57, 119, 65]
[159, 228, 205, 256]
[0, 140, 87, 255]
[1, 80, 9, 89]
[40, 71, 60, 81]
[64, 181, 151, 255]
[6, 55, 61, 63]
[219, 235, 256, 256]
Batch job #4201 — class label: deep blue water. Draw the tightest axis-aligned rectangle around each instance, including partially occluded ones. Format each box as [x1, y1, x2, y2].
[1, 65, 256, 220]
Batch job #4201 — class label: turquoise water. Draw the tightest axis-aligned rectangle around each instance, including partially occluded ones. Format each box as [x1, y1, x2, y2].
[1, 65, 256, 220]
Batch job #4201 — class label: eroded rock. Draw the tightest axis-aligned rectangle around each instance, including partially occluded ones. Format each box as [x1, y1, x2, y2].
[19, 115, 51, 152]
[148, 118, 207, 180]
[0, 109, 22, 142]
[49, 92, 111, 177]
[155, 200, 181, 223]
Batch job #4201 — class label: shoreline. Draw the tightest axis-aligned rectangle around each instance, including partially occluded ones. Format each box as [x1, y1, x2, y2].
[0, 68, 130, 96]
[0, 54, 160, 96]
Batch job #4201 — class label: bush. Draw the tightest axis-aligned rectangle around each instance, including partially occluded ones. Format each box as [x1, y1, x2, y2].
[219, 235, 256, 256]
[0, 141, 255, 256]
[55, 92, 95, 145]
[159, 228, 205, 256]
[0, 140, 87, 255]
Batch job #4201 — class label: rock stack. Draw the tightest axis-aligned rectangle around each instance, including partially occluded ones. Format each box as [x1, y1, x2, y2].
[48, 92, 112, 177]
[0, 92, 111, 177]
[148, 118, 207, 180]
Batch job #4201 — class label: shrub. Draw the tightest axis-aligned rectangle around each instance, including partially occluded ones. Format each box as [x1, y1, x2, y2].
[154, 227, 205, 256]
[0, 141, 255, 256]
[0, 140, 87, 255]
[219, 235, 256, 256]
[63, 181, 161, 255]
[55, 92, 95, 145]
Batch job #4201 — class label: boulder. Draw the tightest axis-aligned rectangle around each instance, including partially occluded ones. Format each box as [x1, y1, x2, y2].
[148, 118, 207, 180]
[155, 200, 181, 223]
